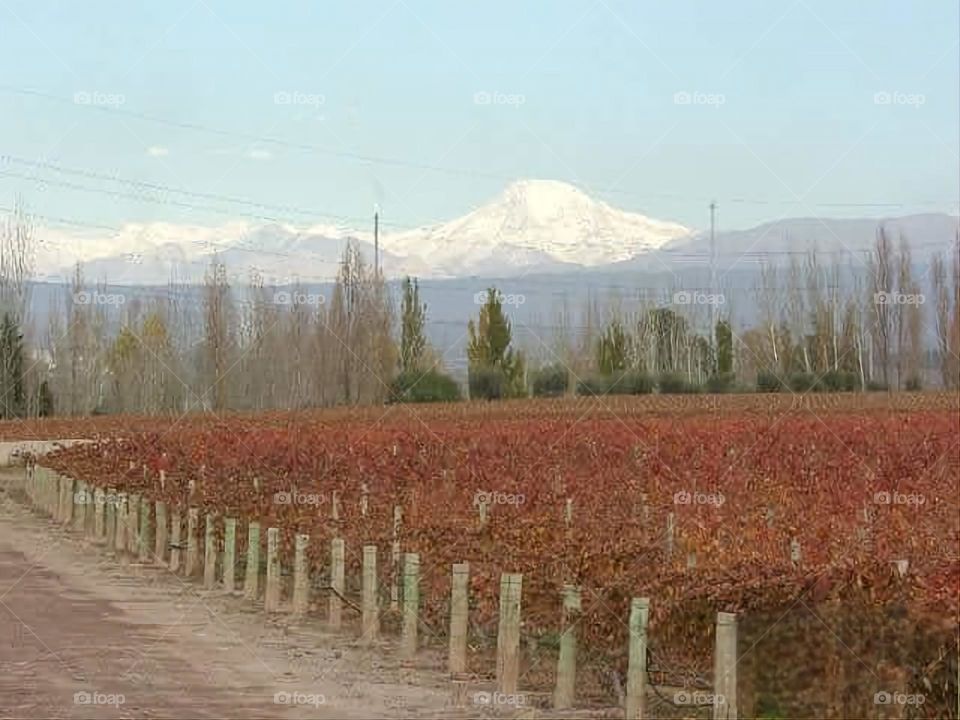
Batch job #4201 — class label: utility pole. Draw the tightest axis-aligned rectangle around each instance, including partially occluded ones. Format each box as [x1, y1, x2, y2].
[373, 208, 380, 278]
[709, 201, 717, 353]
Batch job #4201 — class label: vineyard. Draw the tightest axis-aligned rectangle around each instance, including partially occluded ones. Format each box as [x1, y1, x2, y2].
[14, 393, 960, 718]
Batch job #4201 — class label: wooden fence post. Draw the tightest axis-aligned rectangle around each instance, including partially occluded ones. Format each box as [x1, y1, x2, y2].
[244, 521, 261, 600]
[85, 484, 97, 536]
[790, 538, 802, 566]
[449, 562, 470, 675]
[169, 509, 182, 572]
[222, 518, 237, 592]
[554, 584, 581, 709]
[626, 597, 650, 720]
[497, 573, 522, 695]
[665, 512, 675, 558]
[391, 505, 403, 611]
[713, 612, 738, 720]
[360, 483, 369, 518]
[264, 527, 280, 612]
[115, 493, 128, 554]
[94, 488, 106, 541]
[361, 545, 379, 644]
[59, 475, 74, 524]
[48, 470, 57, 517]
[203, 513, 217, 589]
[292, 533, 310, 615]
[401, 552, 420, 658]
[154, 502, 167, 563]
[127, 494, 140, 554]
[185, 508, 200, 576]
[105, 489, 117, 551]
[72, 481, 87, 532]
[329, 537, 345, 629]
[138, 500, 152, 562]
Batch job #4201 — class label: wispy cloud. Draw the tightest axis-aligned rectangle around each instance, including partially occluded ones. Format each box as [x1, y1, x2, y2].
[146, 145, 169, 157]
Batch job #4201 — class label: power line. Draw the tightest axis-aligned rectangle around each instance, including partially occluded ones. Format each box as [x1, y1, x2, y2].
[2, 85, 957, 211]
[0, 153, 417, 229]
[6, 195, 950, 270]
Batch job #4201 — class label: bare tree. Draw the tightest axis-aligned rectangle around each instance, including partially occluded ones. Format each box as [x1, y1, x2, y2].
[868, 225, 894, 387]
[0, 196, 35, 323]
[786, 253, 809, 373]
[202, 257, 235, 411]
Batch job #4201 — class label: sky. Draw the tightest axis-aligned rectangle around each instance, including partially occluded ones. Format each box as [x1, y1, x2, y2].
[0, 0, 957, 238]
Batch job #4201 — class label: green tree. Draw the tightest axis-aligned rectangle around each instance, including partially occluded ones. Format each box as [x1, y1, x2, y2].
[0, 312, 26, 419]
[597, 319, 630, 375]
[38, 379, 54, 417]
[467, 288, 525, 398]
[399, 276, 427, 373]
[715, 319, 733, 374]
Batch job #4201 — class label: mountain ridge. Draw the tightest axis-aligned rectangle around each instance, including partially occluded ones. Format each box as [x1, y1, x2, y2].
[38, 180, 958, 284]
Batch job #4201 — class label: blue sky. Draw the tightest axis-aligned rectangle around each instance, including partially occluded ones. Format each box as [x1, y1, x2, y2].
[0, 0, 957, 234]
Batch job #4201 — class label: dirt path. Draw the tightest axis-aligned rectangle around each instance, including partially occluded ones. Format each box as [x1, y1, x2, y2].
[0, 468, 475, 720]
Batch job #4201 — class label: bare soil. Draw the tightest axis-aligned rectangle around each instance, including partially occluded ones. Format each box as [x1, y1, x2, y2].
[0, 467, 481, 720]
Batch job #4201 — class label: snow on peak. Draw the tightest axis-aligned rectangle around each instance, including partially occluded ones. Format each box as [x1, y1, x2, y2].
[42, 179, 694, 282]
[382, 179, 692, 276]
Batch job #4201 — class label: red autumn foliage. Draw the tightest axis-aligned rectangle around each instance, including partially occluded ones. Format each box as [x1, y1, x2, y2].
[11, 394, 959, 715]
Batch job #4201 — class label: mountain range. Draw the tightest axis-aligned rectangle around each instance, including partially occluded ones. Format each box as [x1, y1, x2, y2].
[34, 179, 958, 285]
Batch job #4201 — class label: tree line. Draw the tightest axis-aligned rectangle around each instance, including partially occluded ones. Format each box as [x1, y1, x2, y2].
[1, 203, 958, 418]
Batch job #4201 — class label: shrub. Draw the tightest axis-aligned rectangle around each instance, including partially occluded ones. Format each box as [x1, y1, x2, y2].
[905, 376, 923, 391]
[530, 364, 569, 397]
[787, 372, 819, 393]
[756, 371, 784, 393]
[706, 372, 738, 394]
[820, 370, 860, 392]
[621, 372, 655, 395]
[468, 365, 506, 400]
[866, 380, 889, 392]
[575, 375, 608, 396]
[658, 372, 701, 394]
[575, 372, 654, 396]
[389, 369, 461, 403]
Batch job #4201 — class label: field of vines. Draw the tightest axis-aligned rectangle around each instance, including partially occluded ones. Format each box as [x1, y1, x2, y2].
[9, 393, 959, 718]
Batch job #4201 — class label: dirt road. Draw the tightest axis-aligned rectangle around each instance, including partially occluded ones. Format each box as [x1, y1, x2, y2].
[0, 468, 467, 720]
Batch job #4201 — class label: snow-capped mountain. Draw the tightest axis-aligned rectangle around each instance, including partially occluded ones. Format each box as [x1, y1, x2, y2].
[39, 179, 957, 284]
[381, 179, 693, 276]
[44, 179, 693, 283]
